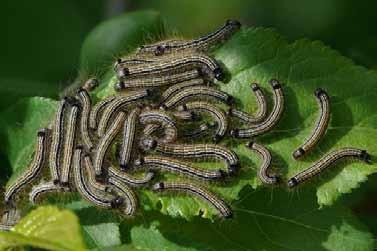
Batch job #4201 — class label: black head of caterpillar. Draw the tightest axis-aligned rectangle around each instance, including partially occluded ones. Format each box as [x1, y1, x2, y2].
[139, 136, 158, 151]
[82, 78, 99, 92]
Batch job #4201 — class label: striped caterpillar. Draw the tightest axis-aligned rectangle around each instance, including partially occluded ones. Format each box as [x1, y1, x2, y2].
[5, 129, 49, 203]
[292, 88, 330, 159]
[288, 148, 371, 188]
[137, 19, 241, 56]
[246, 142, 278, 184]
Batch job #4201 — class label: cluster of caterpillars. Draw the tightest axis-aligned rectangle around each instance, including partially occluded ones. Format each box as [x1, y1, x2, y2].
[0, 19, 371, 230]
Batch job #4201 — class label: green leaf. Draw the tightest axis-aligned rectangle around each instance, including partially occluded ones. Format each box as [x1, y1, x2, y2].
[82, 223, 121, 249]
[0, 206, 86, 251]
[96, 188, 374, 251]
[79, 10, 165, 76]
[0, 0, 105, 84]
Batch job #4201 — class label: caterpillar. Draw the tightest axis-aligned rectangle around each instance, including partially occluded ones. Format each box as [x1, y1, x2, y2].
[108, 176, 138, 216]
[72, 147, 122, 208]
[61, 103, 80, 186]
[152, 182, 232, 218]
[142, 123, 161, 136]
[228, 83, 267, 124]
[246, 141, 278, 184]
[117, 53, 223, 81]
[83, 153, 111, 192]
[89, 96, 116, 130]
[0, 208, 20, 231]
[49, 98, 69, 184]
[119, 108, 140, 169]
[140, 140, 239, 174]
[178, 101, 228, 142]
[77, 88, 94, 151]
[82, 78, 99, 92]
[139, 109, 177, 143]
[231, 79, 284, 138]
[137, 19, 241, 56]
[115, 69, 200, 90]
[292, 88, 330, 159]
[171, 110, 197, 121]
[29, 181, 62, 204]
[0, 223, 13, 231]
[161, 78, 205, 101]
[161, 86, 234, 110]
[5, 128, 49, 203]
[288, 148, 371, 188]
[114, 57, 156, 70]
[94, 111, 126, 179]
[182, 122, 217, 138]
[135, 156, 225, 181]
[108, 166, 154, 187]
[97, 89, 150, 137]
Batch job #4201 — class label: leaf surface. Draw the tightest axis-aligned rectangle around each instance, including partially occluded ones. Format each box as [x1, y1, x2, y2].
[0, 206, 86, 251]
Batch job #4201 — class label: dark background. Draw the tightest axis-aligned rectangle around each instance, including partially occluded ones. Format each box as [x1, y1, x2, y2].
[0, 0, 376, 235]
[1, 0, 377, 100]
